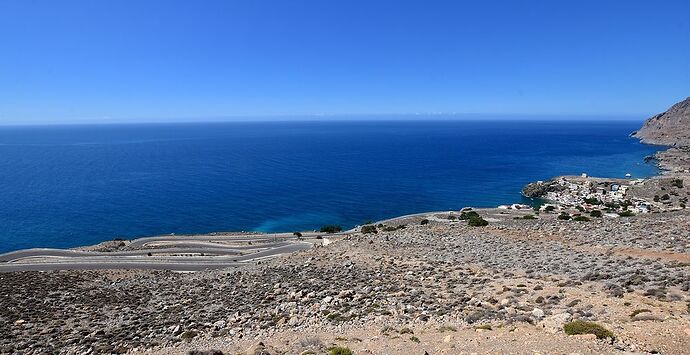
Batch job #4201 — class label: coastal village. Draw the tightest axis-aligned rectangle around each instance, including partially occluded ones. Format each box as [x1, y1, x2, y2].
[522, 173, 689, 218]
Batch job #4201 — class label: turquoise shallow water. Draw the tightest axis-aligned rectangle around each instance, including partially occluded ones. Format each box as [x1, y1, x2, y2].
[0, 119, 660, 253]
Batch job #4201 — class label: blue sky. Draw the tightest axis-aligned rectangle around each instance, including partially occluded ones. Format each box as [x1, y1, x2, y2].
[0, 0, 689, 124]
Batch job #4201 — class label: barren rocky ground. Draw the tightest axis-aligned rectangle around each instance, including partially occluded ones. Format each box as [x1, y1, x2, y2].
[2, 208, 689, 354]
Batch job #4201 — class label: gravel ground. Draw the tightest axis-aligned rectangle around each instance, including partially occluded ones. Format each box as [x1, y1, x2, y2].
[1, 208, 689, 354]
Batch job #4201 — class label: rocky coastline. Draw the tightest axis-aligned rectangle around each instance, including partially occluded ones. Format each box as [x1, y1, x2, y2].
[1, 98, 690, 355]
[632, 96, 690, 173]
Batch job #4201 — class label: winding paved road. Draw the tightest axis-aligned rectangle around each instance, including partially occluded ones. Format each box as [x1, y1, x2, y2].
[0, 214, 433, 272]
[0, 232, 329, 272]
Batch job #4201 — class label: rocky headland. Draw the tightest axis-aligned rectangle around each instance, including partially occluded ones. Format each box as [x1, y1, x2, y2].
[1, 98, 690, 355]
[633, 96, 690, 173]
[634, 97, 690, 148]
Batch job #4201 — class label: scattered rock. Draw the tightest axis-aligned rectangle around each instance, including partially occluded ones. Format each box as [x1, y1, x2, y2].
[539, 313, 572, 334]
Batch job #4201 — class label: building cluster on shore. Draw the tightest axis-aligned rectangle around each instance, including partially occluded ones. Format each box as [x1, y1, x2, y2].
[538, 176, 657, 216]
[522, 170, 689, 219]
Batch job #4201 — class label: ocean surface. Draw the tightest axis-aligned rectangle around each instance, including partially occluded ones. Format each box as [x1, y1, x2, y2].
[0, 120, 661, 253]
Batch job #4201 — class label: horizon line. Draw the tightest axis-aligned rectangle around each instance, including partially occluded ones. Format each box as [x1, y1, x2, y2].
[0, 112, 651, 127]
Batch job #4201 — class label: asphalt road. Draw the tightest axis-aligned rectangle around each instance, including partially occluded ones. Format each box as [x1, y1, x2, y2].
[0, 212, 454, 273]
[0, 232, 321, 272]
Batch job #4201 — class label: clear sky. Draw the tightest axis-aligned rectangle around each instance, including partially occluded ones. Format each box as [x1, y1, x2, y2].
[1, 0, 689, 124]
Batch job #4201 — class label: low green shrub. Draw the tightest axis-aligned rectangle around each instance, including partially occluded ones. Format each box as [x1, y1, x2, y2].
[589, 210, 603, 217]
[563, 320, 614, 339]
[544, 205, 556, 212]
[459, 211, 480, 220]
[672, 178, 684, 188]
[438, 325, 457, 332]
[584, 197, 601, 205]
[573, 216, 590, 222]
[179, 330, 198, 340]
[380, 325, 395, 335]
[360, 225, 377, 234]
[557, 213, 571, 220]
[468, 215, 489, 227]
[399, 327, 413, 334]
[514, 214, 537, 220]
[618, 210, 634, 217]
[328, 346, 353, 355]
[420, 219, 429, 225]
[320, 225, 342, 233]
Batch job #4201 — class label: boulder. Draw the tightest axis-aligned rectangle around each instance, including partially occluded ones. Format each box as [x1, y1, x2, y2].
[531, 308, 545, 319]
[538, 313, 572, 334]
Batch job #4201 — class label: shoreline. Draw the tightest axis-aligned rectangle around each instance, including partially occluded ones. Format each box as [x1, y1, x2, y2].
[0, 130, 682, 268]
[0, 120, 661, 255]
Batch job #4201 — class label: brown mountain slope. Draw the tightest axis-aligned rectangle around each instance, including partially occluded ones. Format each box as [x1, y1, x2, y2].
[633, 97, 690, 147]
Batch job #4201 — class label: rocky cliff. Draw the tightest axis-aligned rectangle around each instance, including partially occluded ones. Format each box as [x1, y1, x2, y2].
[521, 179, 565, 198]
[633, 97, 690, 147]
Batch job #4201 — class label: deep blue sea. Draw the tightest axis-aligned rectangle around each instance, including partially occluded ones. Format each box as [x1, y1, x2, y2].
[0, 120, 661, 253]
